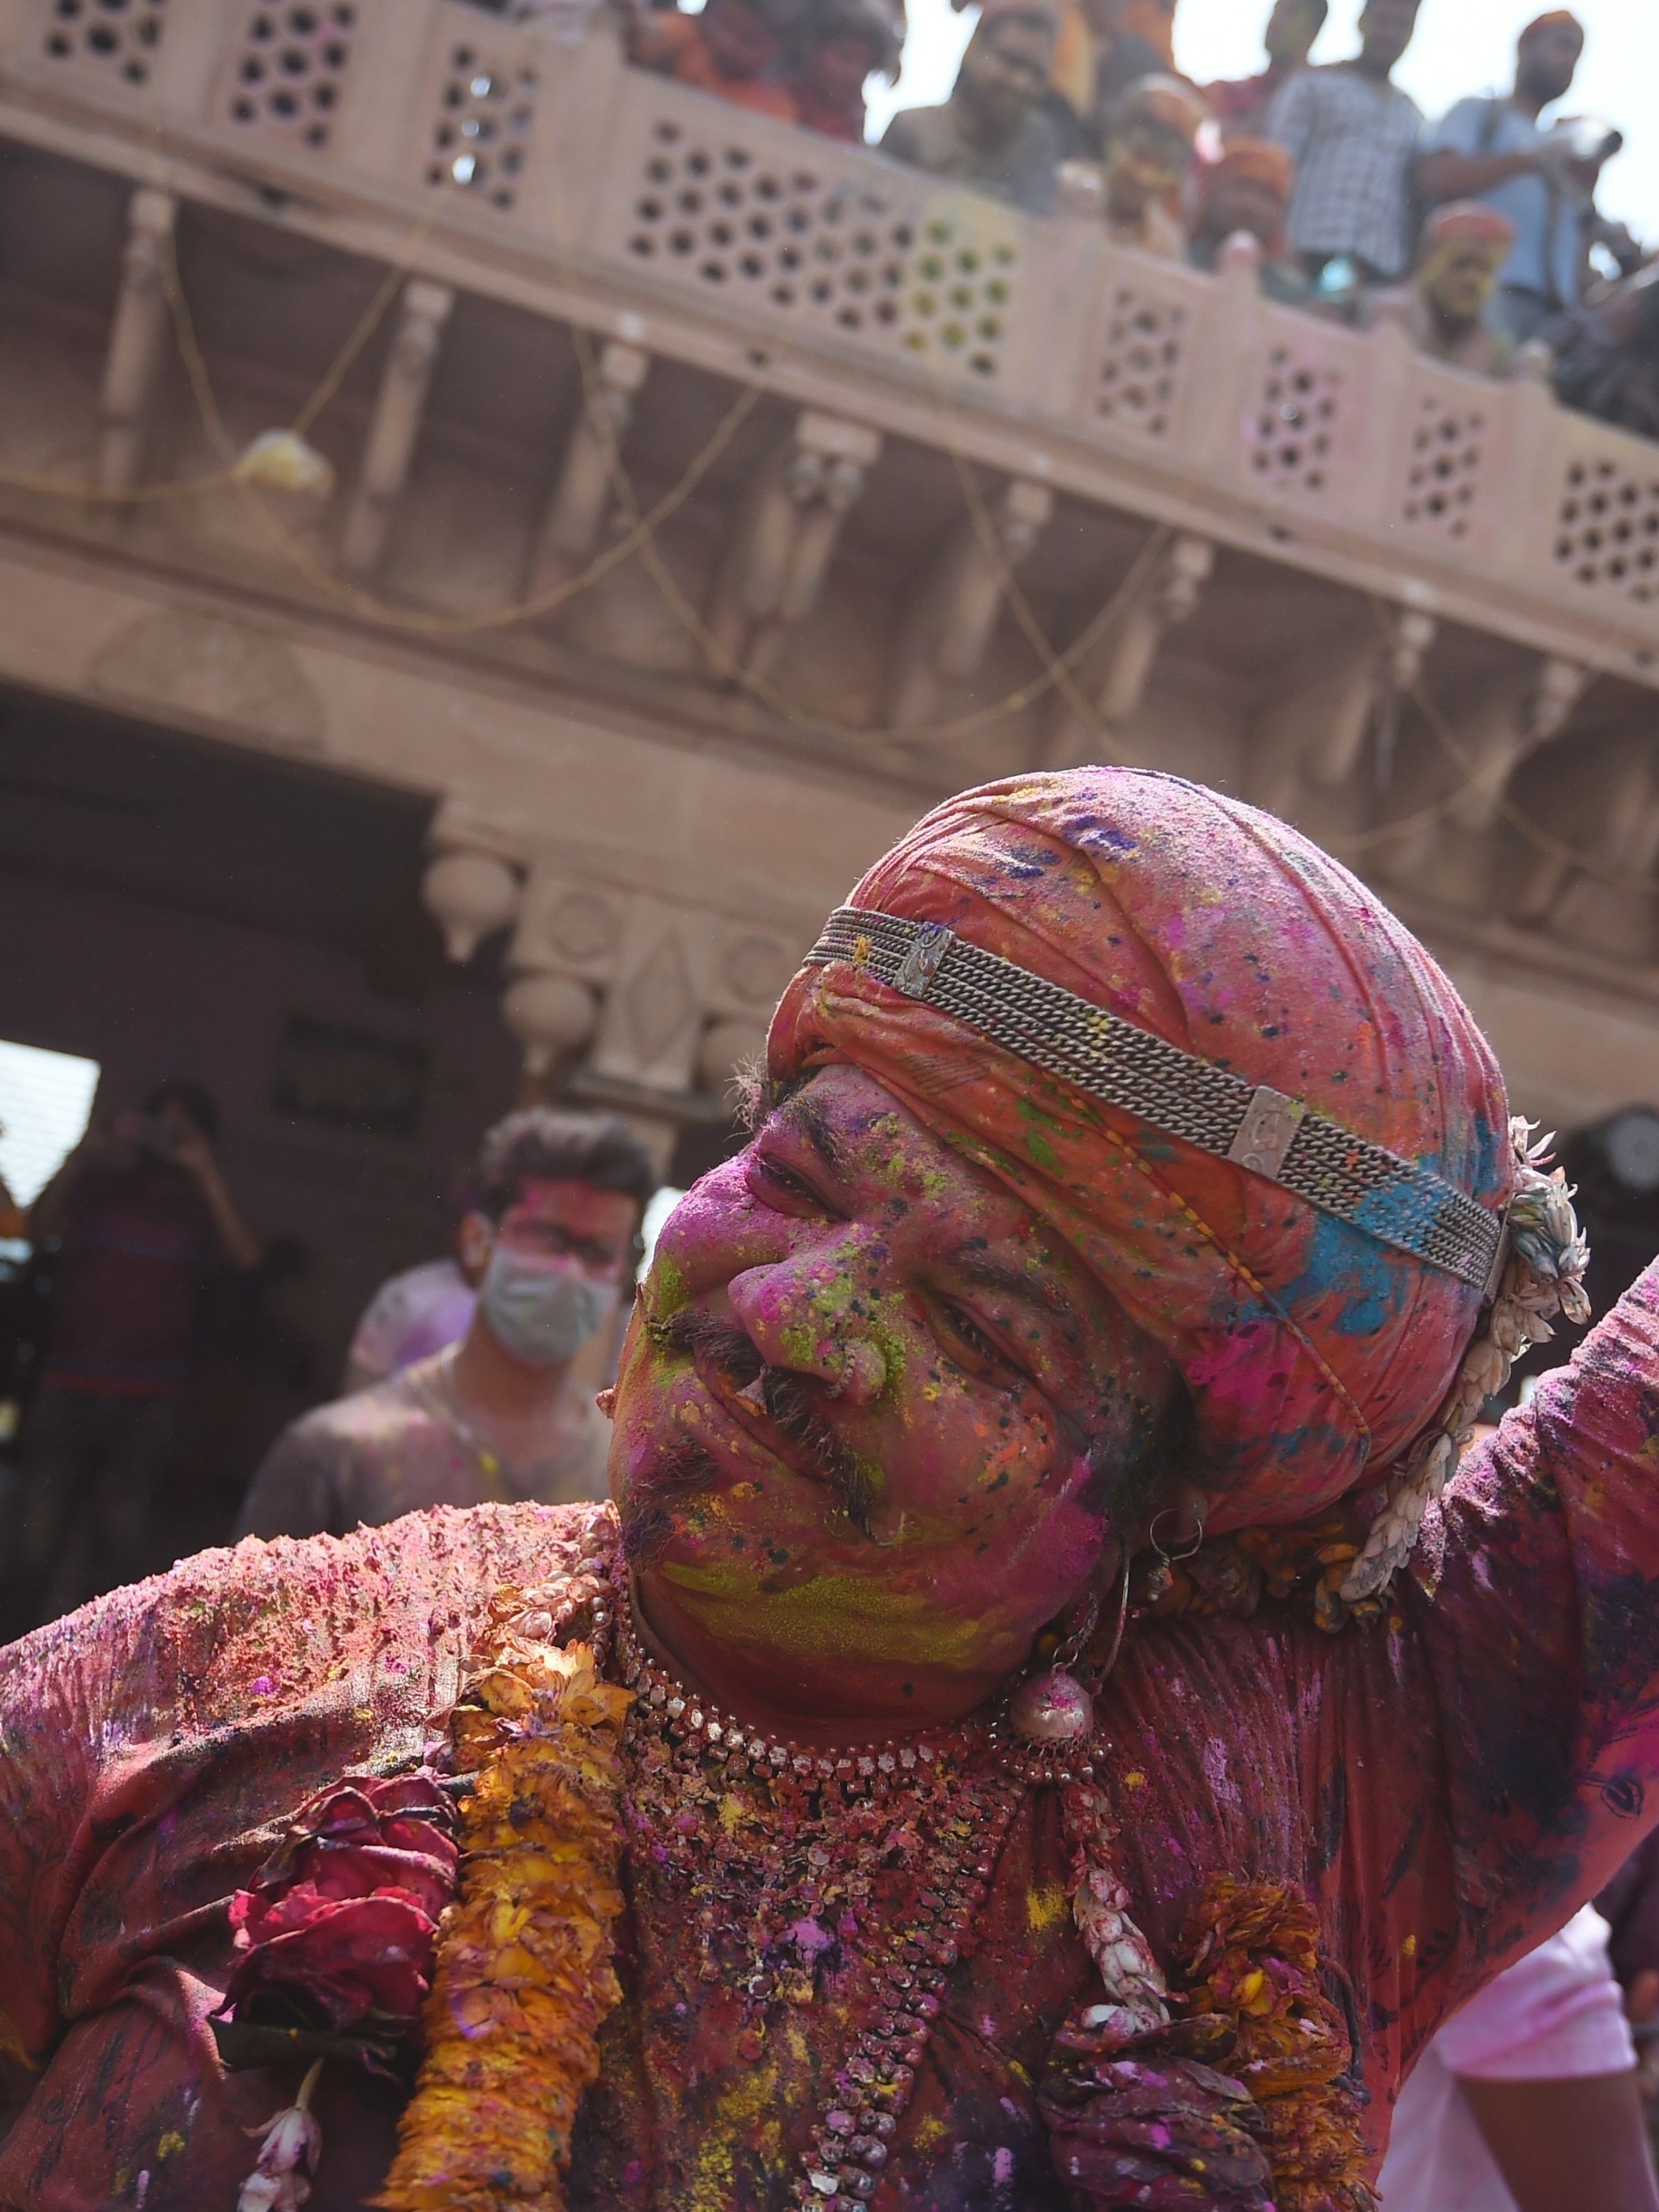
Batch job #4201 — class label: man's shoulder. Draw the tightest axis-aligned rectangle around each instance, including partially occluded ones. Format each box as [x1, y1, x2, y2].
[284, 1361, 446, 1449]
[2, 1501, 621, 1736]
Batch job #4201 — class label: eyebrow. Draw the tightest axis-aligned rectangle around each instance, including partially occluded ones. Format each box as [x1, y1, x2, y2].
[943, 1248, 1083, 1347]
[773, 1091, 850, 1185]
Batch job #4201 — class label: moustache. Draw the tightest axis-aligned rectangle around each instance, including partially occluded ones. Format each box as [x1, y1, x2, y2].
[656, 1308, 880, 1539]
[619, 1436, 721, 1565]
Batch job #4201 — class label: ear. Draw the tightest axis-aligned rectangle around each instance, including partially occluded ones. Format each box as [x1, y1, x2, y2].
[457, 1211, 495, 1283]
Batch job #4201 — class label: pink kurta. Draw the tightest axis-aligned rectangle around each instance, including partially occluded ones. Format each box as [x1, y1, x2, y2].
[2, 1266, 1659, 2209]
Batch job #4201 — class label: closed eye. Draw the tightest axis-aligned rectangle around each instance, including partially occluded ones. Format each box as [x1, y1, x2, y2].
[929, 1295, 1026, 1386]
[746, 1150, 834, 1216]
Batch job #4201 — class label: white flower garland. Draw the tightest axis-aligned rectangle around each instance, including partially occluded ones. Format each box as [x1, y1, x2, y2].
[1341, 1119, 1591, 1607]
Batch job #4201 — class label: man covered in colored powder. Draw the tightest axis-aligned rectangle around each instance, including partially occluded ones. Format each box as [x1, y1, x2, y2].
[2, 767, 1659, 2212]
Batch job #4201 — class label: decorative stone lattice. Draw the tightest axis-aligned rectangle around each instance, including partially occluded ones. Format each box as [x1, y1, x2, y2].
[426, 44, 539, 210]
[623, 116, 1018, 379]
[1247, 344, 1343, 496]
[1094, 285, 1188, 439]
[41, 0, 168, 86]
[1401, 393, 1486, 540]
[1553, 453, 1659, 606]
[225, 2, 356, 151]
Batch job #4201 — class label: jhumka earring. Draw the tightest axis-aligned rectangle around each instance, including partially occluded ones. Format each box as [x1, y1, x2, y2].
[1142, 1505, 1205, 1605]
[1008, 1552, 1131, 1745]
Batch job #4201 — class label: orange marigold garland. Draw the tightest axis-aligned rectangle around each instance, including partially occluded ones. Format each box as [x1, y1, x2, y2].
[373, 1583, 633, 2212]
[1044, 1790, 1375, 2211]
[1175, 1879, 1375, 2212]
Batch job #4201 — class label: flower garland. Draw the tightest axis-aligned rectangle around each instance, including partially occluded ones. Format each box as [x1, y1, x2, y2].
[1043, 1787, 1375, 2210]
[373, 1580, 633, 2212]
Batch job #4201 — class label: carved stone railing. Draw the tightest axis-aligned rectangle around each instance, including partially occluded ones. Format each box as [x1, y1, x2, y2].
[4, 0, 1658, 694]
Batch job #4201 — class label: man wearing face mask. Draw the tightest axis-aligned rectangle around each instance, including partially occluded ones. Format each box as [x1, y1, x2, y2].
[234, 1108, 655, 1539]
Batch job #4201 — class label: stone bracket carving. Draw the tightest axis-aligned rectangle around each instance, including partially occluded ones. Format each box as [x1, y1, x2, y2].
[1447, 653, 1589, 835]
[1249, 603, 1439, 822]
[338, 278, 455, 579]
[1047, 532, 1213, 769]
[98, 186, 177, 498]
[1511, 741, 1659, 954]
[707, 409, 881, 685]
[886, 477, 1054, 734]
[510, 869, 808, 1098]
[527, 338, 650, 604]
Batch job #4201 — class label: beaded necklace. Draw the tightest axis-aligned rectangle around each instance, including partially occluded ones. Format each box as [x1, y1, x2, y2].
[613, 1591, 1104, 2206]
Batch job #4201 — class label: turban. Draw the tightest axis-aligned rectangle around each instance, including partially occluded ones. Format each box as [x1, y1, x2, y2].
[1208, 139, 1294, 200]
[1111, 71, 1209, 141]
[768, 771, 1514, 1537]
[1422, 199, 1518, 254]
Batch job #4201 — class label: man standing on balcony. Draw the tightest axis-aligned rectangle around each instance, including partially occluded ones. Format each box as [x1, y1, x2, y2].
[1266, 0, 1424, 291]
[882, 0, 1067, 215]
[1205, 0, 1326, 145]
[1418, 13, 1630, 350]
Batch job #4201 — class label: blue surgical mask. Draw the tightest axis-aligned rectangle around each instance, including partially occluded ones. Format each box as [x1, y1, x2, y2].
[479, 1248, 619, 1369]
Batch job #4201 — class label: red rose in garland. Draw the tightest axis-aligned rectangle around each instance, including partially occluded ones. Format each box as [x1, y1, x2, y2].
[214, 1773, 459, 2073]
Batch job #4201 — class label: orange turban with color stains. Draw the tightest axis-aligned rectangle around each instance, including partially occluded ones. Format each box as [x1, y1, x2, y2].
[768, 771, 1515, 1535]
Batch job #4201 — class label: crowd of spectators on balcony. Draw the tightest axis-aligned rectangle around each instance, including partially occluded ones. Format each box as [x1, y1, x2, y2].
[475, 0, 1658, 440]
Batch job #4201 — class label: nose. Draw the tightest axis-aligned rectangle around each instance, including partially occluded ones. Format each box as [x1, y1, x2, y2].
[727, 1249, 889, 1407]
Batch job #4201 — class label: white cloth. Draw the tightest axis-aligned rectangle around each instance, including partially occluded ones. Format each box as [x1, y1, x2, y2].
[343, 1258, 476, 1393]
[1266, 62, 1423, 280]
[1378, 1904, 1636, 2212]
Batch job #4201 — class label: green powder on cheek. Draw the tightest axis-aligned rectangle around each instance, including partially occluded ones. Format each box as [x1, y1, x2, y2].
[648, 1253, 691, 1321]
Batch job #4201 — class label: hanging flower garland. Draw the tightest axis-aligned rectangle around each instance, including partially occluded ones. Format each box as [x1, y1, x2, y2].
[373, 1582, 633, 2212]
[1043, 1786, 1375, 2211]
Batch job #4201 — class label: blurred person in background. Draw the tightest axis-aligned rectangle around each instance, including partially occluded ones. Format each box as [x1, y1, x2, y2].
[343, 1218, 482, 1395]
[1418, 12, 1633, 351]
[1085, 72, 1205, 256]
[1267, 0, 1424, 293]
[1548, 260, 1659, 444]
[628, 0, 799, 122]
[13, 1078, 257, 1621]
[787, 0, 901, 143]
[882, 0, 1065, 213]
[1598, 1830, 1659, 2137]
[1376, 1902, 1659, 2212]
[1040, 0, 1174, 160]
[1371, 199, 1519, 374]
[1205, 0, 1326, 144]
[1186, 137, 1310, 301]
[235, 1108, 655, 1538]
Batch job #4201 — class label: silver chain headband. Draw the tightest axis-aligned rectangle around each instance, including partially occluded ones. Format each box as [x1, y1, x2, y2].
[805, 907, 1504, 1294]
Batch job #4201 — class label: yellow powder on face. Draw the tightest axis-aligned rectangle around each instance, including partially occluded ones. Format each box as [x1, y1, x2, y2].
[661, 1565, 987, 1668]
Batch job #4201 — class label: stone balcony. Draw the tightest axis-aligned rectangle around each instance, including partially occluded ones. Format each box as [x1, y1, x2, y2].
[2, 0, 1658, 1136]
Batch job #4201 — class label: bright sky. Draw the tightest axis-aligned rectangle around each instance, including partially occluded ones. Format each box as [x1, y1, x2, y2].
[0, 1040, 100, 1211]
[865, 0, 1656, 242]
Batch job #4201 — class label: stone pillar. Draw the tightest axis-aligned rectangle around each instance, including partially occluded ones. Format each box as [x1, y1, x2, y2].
[527, 338, 650, 603]
[97, 187, 177, 499]
[338, 278, 454, 579]
[886, 478, 1054, 735]
[706, 409, 881, 685]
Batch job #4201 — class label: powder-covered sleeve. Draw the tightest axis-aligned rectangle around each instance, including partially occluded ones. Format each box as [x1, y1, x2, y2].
[1406, 1258, 1659, 2007]
[0, 1501, 603, 2209]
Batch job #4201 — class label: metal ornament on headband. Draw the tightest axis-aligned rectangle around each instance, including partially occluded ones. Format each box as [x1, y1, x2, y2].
[807, 907, 1503, 1293]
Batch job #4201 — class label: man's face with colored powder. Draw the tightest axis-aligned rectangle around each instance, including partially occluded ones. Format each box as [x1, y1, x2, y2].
[609, 1063, 1175, 1732]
